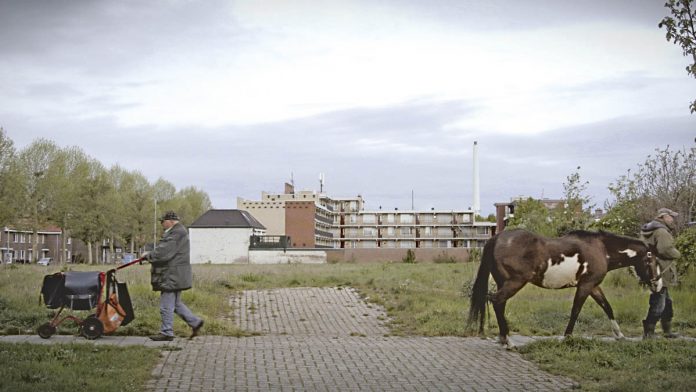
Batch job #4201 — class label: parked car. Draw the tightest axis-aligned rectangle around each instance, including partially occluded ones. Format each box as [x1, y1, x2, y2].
[37, 257, 53, 266]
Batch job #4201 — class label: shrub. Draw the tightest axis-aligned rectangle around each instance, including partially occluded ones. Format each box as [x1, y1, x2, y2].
[675, 227, 696, 275]
[402, 249, 416, 263]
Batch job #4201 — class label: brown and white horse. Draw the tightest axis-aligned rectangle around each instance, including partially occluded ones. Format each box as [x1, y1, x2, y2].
[468, 229, 660, 348]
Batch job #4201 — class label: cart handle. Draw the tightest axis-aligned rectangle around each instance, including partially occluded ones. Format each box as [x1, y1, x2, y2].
[115, 257, 146, 271]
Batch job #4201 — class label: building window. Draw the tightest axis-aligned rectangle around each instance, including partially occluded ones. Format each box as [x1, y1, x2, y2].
[399, 241, 415, 248]
[361, 241, 377, 248]
[437, 227, 451, 236]
[387, 227, 395, 236]
[362, 214, 375, 224]
[401, 227, 412, 235]
[400, 214, 413, 224]
[387, 214, 395, 223]
[438, 215, 452, 223]
[363, 227, 376, 237]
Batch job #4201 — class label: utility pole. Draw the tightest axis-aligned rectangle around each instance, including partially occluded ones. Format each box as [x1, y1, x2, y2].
[154, 199, 157, 247]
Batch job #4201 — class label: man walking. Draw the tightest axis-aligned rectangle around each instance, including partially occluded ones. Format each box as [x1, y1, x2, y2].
[144, 211, 204, 341]
[640, 207, 682, 339]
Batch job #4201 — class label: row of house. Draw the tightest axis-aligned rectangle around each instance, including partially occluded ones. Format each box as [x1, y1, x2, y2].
[0, 226, 122, 264]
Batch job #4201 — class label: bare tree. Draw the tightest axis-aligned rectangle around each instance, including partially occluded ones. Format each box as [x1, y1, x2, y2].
[604, 144, 696, 231]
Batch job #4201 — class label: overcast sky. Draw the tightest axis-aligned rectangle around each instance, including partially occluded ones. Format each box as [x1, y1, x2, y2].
[1, 0, 693, 215]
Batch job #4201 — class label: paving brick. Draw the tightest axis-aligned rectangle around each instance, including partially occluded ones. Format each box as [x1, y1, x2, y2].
[0, 287, 580, 391]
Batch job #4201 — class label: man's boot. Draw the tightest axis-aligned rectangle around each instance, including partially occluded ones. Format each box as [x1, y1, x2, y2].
[643, 320, 656, 340]
[661, 320, 679, 339]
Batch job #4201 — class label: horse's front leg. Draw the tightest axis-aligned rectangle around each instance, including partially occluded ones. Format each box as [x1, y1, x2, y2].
[589, 286, 624, 339]
[565, 285, 593, 336]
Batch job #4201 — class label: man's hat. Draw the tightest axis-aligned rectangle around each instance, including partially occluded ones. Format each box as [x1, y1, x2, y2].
[159, 211, 180, 222]
[657, 208, 679, 218]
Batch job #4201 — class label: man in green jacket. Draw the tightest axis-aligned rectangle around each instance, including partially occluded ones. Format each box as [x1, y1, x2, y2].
[640, 207, 682, 339]
[144, 211, 204, 341]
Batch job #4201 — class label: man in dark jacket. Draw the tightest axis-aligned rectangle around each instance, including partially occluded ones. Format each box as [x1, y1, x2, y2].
[144, 211, 204, 341]
[640, 207, 682, 339]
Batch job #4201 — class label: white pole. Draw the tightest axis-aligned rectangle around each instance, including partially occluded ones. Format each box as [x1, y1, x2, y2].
[473, 141, 480, 215]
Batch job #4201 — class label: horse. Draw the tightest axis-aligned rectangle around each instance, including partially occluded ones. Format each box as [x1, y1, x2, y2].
[468, 229, 660, 348]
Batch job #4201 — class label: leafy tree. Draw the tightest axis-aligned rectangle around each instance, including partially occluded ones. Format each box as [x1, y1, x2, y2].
[508, 168, 594, 237]
[70, 159, 114, 264]
[17, 139, 61, 262]
[44, 146, 91, 263]
[593, 199, 642, 236]
[660, 0, 696, 113]
[0, 128, 23, 226]
[554, 167, 595, 236]
[507, 197, 556, 237]
[119, 170, 156, 253]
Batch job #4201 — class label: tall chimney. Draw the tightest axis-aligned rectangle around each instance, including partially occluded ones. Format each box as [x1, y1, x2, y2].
[473, 141, 480, 215]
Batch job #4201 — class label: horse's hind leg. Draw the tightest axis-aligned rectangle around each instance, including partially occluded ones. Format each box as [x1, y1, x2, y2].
[590, 286, 624, 339]
[490, 279, 527, 347]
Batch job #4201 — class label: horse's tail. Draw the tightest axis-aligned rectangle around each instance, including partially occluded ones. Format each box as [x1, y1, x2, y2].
[468, 234, 497, 334]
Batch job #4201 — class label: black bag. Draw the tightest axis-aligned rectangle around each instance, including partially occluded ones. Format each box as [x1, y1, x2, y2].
[117, 282, 135, 326]
[41, 273, 65, 309]
[63, 271, 102, 310]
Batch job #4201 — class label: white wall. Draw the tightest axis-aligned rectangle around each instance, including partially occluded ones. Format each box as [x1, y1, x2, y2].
[189, 228, 252, 264]
[249, 249, 326, 264]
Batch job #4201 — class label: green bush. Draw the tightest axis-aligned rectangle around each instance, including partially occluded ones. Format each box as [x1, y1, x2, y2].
[675, 226, 696, 274]
[402, 249, 416, 263]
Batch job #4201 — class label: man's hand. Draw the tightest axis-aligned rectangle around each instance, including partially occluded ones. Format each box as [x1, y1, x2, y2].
[139, 251, 150, 264]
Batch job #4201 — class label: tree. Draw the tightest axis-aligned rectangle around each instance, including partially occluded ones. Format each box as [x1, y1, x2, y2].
[554, 167, 594, 236]
[172, 186, 212, 226]
[603, 145, 695, 231]
[0, 128, 23, 226]
[507, 197, 556, 237]
[17, 139, 61, 262]
[70, 159, 114, 264]
[660, 0, 696, 113]
[119, 170, 156, 253]
[45, 146, 91, 263]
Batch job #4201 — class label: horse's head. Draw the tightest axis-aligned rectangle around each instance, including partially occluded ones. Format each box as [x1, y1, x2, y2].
[633, 248, 662, 293]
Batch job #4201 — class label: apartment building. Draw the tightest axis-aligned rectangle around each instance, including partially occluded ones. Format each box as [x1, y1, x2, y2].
[238, 183, 495, 249]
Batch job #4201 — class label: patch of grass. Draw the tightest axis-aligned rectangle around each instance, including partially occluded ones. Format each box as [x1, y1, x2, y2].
[0, 342, 159, 392]
[519, 338, 696, 391]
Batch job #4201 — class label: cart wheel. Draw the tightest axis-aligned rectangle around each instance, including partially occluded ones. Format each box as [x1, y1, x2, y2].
[82, 316, 103, 340]
[37, 323, 56, 339]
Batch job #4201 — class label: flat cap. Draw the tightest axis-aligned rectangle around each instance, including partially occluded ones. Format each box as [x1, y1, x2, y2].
[159, 210, 180, 221]
[657, 208, 678, 218]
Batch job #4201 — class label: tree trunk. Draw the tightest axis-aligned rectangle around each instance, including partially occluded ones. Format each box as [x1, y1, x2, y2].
[87, 241, 93, 264]
[60, 226, 66, 265]
[32, 228, 39, 263]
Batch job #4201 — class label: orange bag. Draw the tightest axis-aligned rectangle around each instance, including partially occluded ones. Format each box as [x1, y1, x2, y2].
[98, 293, 126, 334]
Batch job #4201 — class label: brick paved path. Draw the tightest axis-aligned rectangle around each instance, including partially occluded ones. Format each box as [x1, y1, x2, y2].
[146, 287, 577, 391]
